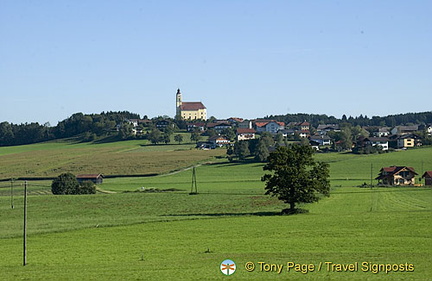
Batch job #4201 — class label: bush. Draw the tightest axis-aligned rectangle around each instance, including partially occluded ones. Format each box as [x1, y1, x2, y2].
[79, 181, 97, 194]
[51, 173, 96, 195]
[51, 173, 79, 195]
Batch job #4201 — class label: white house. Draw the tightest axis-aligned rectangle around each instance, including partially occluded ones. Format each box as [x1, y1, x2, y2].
[372, 127, 390, 137]
[236, 128, 256, 141]
[364, 137, 389, 151]
[310, 135, 332, 146]
[255, 121, 285, 134]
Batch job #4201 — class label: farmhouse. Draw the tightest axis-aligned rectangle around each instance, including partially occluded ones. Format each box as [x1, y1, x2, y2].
[376, 166, 417, 186]
[236, 128, 256, 141]
[208, 135, 230, 147]
[76, 174, 104, 184]
[422, 171, 432, 186]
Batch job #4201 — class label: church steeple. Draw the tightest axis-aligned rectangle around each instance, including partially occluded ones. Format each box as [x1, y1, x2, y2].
[176, 89, 182, 117]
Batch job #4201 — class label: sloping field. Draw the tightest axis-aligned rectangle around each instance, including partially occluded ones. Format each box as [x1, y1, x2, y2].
[0, 139, 225, 179]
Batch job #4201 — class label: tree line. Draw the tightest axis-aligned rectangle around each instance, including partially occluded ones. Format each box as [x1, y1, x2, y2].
[0, 111, 140, 146]
[266, 111, 432, 128]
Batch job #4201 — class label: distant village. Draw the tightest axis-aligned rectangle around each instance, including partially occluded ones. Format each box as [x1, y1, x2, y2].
[123, 89, 432, 154]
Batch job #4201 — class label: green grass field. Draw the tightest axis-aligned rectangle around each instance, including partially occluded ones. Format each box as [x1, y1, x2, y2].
[0, 138, 225, 179]
[0, 143, 431, 280]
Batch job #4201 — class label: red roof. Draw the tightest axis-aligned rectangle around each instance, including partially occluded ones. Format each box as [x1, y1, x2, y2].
[380, 166, 417, 175]
[76, 174, 103, 179]
[255, 120, 284, 127]
[422, 171, 432, 178]
[180, 102, 206, 111]
[237, 128, 256, 134]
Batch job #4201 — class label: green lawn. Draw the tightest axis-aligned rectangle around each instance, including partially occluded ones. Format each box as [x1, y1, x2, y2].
[0, 145, 431, 280]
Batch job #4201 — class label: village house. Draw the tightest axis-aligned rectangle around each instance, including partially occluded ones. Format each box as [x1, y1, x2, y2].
[208, 135, 230, 147]
[419, 124, 432, 135]
[227, 117, 244, 125]
[278, 129, 295, 138]
[238, 120, 253, 129]
[376, 166, 417, 186]
[236, 128, 256, 141]
[363, 137, 389, 151]
[298, 130, 310, 138]
[156, 120, 171, 129]
[309, 135, 332, 146]
[254, 120, 285, 134]
[422, 171, 432, 186]
[394, 134, 422, 149]
[372, 127, 391, 137]
[207, 122, 232, 133]
[317, 124, 340, 135]
[391, 125, 419, 135]
[76, 174, 104, 184]
[186, 122, 206, 132]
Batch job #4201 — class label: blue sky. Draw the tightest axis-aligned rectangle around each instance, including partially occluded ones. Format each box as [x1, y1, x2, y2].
[1, 1, 431, 125]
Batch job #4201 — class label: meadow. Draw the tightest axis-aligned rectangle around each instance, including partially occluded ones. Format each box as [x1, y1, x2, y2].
[0, 142, 431, 280]
[0, 137, 225, 179]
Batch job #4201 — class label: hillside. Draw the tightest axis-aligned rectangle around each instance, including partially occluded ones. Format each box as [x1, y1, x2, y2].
[0, 139, 225, 180]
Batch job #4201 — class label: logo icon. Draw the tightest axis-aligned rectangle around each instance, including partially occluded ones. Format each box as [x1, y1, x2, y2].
[221, 259, 236, 275]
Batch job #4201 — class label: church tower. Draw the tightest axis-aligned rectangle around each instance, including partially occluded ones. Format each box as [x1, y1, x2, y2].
[176, 89, 182, 117]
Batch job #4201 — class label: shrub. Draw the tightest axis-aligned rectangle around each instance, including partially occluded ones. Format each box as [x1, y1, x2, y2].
[51, 173, 97, 195]
[51, 173, 79, 195]
[79, 181, 97, 194]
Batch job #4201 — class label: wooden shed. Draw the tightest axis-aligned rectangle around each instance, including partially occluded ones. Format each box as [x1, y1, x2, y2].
[76, 174, 104, 184]
[422, 171, 432, 186]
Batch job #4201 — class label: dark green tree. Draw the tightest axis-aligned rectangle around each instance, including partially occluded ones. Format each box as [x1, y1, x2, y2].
[190, 131, 202, 143]
[79, 181, 97, 194]
[148, 128, 163, 144]
[254, 138, 270, 162]
[174, 134, 183, 144]
[51, 173, 80, 195]
[262, 145, 330, 214]
[222, 128, 236, 141]
[234, 141, 250, 160]
[163, 133, 171, 144]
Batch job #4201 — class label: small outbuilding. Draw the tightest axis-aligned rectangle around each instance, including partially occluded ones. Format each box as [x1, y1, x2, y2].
[76, 174, 104, 184]
[422, 171, 432, 186]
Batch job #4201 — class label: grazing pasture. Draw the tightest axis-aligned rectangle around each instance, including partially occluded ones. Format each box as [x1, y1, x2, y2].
[0, 143, 431, 280]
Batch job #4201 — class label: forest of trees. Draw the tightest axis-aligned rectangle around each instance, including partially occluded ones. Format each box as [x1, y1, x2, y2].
[265, 111, 432, 128]
[0, 111, 140, 146]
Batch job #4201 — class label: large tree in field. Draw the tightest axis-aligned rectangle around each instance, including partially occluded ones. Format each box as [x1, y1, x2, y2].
[51, 173, 80, 195]
[261, 145, 330, 214]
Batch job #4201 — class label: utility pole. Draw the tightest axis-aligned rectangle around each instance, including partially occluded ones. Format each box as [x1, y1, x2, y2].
[10, 178, 14, 209]
[23, 180, 27, 266]
[190, 166, 198, 195]
[370, 163, 373, 188]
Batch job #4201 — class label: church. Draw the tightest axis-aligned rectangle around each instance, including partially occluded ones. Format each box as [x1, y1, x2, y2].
[175, 89, 207, 120]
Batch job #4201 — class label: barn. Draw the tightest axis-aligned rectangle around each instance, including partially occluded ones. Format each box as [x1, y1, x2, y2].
[422, 171, 432, 186]
[76, 174, 104, 184]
